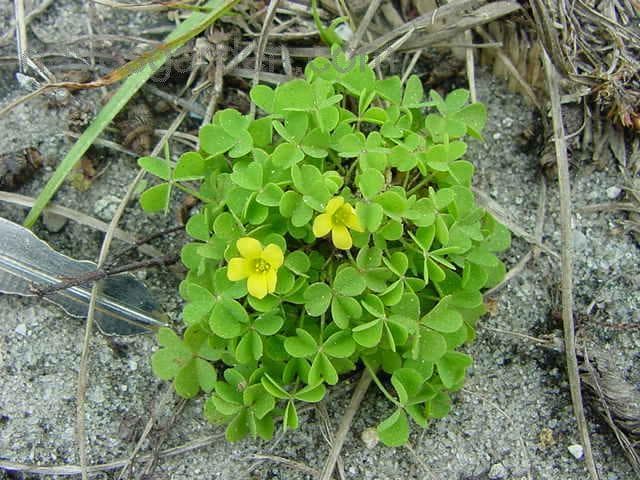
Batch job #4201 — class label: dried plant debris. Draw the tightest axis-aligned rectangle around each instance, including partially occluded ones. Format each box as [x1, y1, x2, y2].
[481, 1, 639, 130]
[580, 350, 640, 475]
[0, 147, 44, 190]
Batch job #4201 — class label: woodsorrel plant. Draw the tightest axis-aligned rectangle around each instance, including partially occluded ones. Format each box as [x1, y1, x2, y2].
[137, 46, 510, 446]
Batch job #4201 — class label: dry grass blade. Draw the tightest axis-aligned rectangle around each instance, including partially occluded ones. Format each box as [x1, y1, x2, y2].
[319, 370, 372, 480]
[543, 50, 599, 480]
[360, 0, 520, 56]
[0, 191, 164, 258]
[252, 0, 281, 91]
[348, 0, 383, 53]
[476, 26, 541, 109]
[0, 433, 225, 476]
[0, 0, 54, 48]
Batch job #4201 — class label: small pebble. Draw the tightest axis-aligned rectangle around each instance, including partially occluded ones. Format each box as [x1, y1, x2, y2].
[568, 444, 584, 460]
[606, 186, 622, 199]
[492, 132, 502, 140]
[93, 195, 122, 222]
[42, 212, 68, 233]
[360, 427, 379, 449]
[488, 462, 508, 479]
[502, 117, 514, 128]
[14, 323, 27, 336]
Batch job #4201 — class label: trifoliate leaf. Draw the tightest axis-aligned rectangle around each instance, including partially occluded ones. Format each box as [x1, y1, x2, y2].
[284, 401, 299, 430]
[226, 409, 249, 441]
[256, 183, 284, 207]
[284, 328, 318, 358]
[377, 409, 409, 447]
[323, 330, 356, 358]
[261, 374, 290, 399]
[194, 357, 217, 393]
[140, 183, 171, 213]
[199, 124, 236, 157]
[426, 391, 451, 419]
[375, 191, 407, 220]
[421, 299, 463, 333]
[435, 351, 472, 389]
[303, 282, 332, 316]
[294, 382, 326, 403]
[309, 351, 338, 385]
[272, 143, 304, 169]
[356, 201, 384, 232]
[331, 295, 362, 329]
[391, 368, 424, 404]
[445, 89, 470, 112]
[138, 156, 171, 180]
[236, 330, 263, 363]
[151, 345, 190, 380]
[285, 250, 311, 275]
[254, 312, 284, 336]
[230, 162, 263, 191]
[210, 298, 249, 339]
[186, 212, 209, 241]
[403, 75, 424, 107]
[416, 328, 447, 362]
[250, 84, 276, 113]
[352, 318, 383, 348]
[357, 168, 385, 199]
[174, 359, 200, 398]
[333, 266, 366, 296]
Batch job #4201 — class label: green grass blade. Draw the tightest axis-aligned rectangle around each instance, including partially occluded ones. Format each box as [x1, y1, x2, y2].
[24, 0, 239, 228]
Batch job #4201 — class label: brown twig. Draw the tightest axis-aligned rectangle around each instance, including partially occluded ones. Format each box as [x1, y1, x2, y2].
[543, 49, 599, 480]
[251, 0, 281, 116]
[319, 369, 372, 480]
[32, 254, 178, 297]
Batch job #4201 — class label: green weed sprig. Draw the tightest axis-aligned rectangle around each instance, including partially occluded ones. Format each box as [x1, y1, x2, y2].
[138, 46, 510, 446]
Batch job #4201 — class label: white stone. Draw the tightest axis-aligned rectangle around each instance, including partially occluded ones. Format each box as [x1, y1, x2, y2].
[606, 186, 622, 199]
[93, 195, 122, 222]
[488, 462, 508, 479]
[14, 323, 27, 336]
[360, 427, 379, 449]
[568, 444, 584, 460]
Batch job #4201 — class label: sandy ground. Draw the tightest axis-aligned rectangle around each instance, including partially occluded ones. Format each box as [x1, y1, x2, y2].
[0, 1, 638, 479]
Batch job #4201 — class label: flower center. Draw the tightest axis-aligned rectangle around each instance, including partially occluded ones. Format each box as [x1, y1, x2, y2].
[332, 206, 349, 226]
[253, 258, 271, 273]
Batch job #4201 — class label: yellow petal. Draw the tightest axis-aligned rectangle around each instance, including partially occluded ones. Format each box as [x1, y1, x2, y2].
[325, 196, 344, 215]
[227, 258, 250, 281]
[313, 213, 333, 238]
[332, 225, 353, 250]
[345, 210, 364, 232]
[236, 237, 262, 259]
[266, 269, 278, 294]
[262, 244, 284, 269]
[247, 273, 269, 299]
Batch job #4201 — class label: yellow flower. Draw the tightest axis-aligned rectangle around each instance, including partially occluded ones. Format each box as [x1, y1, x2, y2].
[227, 237, 284, 299]
[313, 196, 363, 250]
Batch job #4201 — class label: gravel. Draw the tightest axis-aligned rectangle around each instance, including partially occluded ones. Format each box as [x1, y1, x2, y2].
[0, 3, 638, 479]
